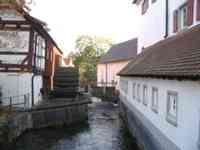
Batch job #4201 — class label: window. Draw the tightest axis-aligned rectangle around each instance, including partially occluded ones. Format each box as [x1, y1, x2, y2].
[152, 87, 158, 113]
[120, 80, 128, 94]
[124, 81, 128, 94]
[132, 83, 136, 99]
[142, 0, 149, 15]
[137, 84, 141, 102]
[166, 91, 178, 126]
[179, 4, 188, 29]
[174, 4, 188, 32]
[143, 85, 148, 106]
[152, 0, 156, 3]
[34, 33, 46, 71]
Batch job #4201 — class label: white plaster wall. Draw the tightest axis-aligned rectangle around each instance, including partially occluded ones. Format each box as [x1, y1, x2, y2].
[97, 61, 129, 88]
[0, 31, 30, 64]
[97, 64, 106, 86]
[137, 0, 200, 53]
[33, 75, 43, 106]
[0, 73, 43, 108]
[120, 77, 200, 150]
[137, 0, 166, 53]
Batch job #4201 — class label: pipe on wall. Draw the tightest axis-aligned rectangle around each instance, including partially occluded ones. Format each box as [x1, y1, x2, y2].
[164, 0, 169, 38]
[31, 73, 37, 107]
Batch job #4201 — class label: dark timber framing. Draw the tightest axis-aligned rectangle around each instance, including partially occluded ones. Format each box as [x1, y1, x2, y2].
[0, 14, 55, 73]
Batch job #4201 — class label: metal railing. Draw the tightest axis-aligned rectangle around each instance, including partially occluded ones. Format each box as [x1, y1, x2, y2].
[96, 81, 118, 87]
[0, 93, 30, 112]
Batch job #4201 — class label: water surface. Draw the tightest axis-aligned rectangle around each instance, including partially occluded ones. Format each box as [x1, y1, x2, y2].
[12, 102, 140, 150]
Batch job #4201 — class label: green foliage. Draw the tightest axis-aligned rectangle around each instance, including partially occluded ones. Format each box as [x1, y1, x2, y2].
[72, 35, 113, 84]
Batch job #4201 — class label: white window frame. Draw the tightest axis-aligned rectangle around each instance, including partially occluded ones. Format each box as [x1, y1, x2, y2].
[143, 85, 148, 106]
[151, 87, 158, 113]
[178, 3, 188, 31]
[166, 91, 178, 127]
[132, 83, 136, 100]
[137, 84, 141, 102]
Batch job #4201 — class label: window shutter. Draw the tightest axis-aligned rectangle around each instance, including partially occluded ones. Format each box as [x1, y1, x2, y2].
[173, 10, 178, 33]
[197, 0, 200, 21]
[187, 0, 194, 26]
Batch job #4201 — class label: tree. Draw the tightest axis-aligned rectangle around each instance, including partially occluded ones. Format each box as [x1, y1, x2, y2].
[72, 35, 112, 86]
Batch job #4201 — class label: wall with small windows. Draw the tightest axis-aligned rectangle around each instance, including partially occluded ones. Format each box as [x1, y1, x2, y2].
[119, 76, 200, 150]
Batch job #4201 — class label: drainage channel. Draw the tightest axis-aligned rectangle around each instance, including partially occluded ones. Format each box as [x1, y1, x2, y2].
[11, 101, 140, 150]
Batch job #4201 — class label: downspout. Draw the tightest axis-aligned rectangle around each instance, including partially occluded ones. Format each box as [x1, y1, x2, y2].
[164, 0, 169, 38]
[31, 73, 36, 107]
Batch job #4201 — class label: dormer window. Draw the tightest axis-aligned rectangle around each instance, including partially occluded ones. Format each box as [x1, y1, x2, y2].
[142, 0, 149, 15]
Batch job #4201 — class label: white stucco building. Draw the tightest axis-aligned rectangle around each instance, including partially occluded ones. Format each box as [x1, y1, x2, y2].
[119, 0, 200, 150]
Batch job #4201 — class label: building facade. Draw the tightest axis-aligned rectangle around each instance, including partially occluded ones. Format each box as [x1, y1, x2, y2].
[97, 38, 137, 88]
[119, 0, 200, 150]
[0, 4, 63, 108]
[136, 0, 200, 52]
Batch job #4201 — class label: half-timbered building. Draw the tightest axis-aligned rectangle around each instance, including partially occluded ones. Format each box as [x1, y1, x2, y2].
[0, 4, 63, 107]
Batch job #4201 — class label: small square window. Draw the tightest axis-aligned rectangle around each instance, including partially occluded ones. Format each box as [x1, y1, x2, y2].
[152, 87, 158, 113]
[143, 85, 148, 106]
[137, 84, 141, 102]
[166, 91, 178, 127]
[132, 83, 136, 99]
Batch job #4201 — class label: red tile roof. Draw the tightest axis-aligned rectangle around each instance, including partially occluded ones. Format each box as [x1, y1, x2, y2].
[119, 25, 200, 80]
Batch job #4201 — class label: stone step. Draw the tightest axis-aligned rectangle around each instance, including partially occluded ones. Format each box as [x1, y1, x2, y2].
[54, 75, 79, 80]
[55, 69, 78, 74]
[50, 91, 78, 98]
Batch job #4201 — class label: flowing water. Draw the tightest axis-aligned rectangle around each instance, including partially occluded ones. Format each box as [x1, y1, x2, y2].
[12, 101, 140, 150]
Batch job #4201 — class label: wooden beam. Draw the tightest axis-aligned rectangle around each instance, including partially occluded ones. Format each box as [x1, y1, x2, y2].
[0, 51, 28, 55]
[0, 20, 30, 25]
[0, 64, 27, 68]
[28, 28, 34, 67]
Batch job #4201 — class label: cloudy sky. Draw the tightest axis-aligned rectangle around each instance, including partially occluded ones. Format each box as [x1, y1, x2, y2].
[30, 0, 139, 55]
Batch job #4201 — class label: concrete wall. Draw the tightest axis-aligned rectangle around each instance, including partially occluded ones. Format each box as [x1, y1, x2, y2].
[0, 73, 43, 108]
[119, 77, 200, 150]
[136, 0, 200, 53]
[97, 60, 129, 88]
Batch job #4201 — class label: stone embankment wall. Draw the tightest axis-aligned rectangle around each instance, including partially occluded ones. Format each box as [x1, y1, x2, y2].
[0, 101, 89, 148]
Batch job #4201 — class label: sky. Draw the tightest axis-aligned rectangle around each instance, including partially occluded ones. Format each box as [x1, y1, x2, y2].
[30, 0, 140, 55]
